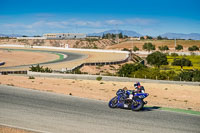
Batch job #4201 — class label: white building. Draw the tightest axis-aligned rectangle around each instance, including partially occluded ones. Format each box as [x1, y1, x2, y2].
[43, 33, 86, 39]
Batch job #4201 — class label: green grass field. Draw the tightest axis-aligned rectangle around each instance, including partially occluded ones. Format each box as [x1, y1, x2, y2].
[166, 55, 200, 70]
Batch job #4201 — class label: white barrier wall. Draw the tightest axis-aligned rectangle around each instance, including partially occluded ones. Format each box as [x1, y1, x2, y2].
[0, 44, 130, 54]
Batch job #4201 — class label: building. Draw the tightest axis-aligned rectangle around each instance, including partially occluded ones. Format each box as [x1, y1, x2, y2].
[43, 33, 86, 39]
[129, 37, 140, 41]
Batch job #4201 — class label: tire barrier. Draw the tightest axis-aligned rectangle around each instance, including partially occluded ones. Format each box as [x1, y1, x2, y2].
[0, 71, 27, 75]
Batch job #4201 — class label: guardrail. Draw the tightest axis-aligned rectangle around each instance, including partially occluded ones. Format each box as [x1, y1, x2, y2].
[0, 70, 27, 75]
[68, 53, 131, 72]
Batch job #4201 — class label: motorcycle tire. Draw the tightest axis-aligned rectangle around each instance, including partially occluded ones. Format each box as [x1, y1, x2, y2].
[108, 96, 118, 108]
[131, 99, 144, 111]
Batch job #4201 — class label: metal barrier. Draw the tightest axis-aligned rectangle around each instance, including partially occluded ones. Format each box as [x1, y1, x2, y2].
[0, 71, 27, 75]
[69, 53, 131, 72]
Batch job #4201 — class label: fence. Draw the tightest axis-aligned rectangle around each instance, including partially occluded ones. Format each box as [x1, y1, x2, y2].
[69, 53, 131, 72]
[0, 71, 27, 75]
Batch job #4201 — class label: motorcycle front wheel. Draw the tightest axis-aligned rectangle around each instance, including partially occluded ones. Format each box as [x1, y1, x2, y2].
[108, 96, 118, 108]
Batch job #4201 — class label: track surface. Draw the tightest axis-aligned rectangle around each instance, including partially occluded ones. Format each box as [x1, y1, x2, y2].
[0, 85, 200, 133]
[0, 48, 86, 69]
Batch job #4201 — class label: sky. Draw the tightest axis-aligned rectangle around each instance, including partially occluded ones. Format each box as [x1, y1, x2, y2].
[0, 0, 200, 36]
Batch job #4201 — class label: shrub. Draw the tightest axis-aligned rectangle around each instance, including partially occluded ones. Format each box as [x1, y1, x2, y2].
[29, 76, 35, 79]
[158, 45, 169, 51]
[30, 64, 52, 73]
[172, 58, 192, 69]
[130, 68, 176, 80]
[72, 68, 82, 74]
[157, 36, 163, 40]
[146, 51, 168, 68]
[117, 63, 146, 77]
[133, 46, 139, 52]
[175, 44, 183, 51]
[193, 70, 200, 81]
[171, 53, 179, 57]
[174, 70, 200, 81]
[188, 45, 199, 51]
[122, 48, 130, 51]
[143, 42, 155, 52]
[96, 76, 102, 81]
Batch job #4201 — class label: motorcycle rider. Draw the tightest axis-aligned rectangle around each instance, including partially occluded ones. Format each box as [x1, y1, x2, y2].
[134, 82, 145, 93]
[123, 82, 145, 99]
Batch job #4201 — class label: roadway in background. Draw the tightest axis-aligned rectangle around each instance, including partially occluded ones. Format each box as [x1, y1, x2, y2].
[0, 48, 87, 70]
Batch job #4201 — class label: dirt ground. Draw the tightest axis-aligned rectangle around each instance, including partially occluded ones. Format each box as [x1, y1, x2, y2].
[0, 125, 35, 133]
[0, 75, 200, 112]
[0, 49, 59, 67]
[80, 64, 121, 75]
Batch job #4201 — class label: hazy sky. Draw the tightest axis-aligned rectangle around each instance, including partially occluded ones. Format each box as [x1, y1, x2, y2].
[1, 0, 200, 36]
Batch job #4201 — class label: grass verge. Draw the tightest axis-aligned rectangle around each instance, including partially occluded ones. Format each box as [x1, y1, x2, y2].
[145, 105, 200, 116]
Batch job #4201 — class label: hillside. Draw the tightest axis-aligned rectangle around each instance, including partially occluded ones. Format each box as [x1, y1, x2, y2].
[0, 38, 115, 49]
[106, 40, 200, 51]
[161, 33, 200, 40]
[1, 38, 200, 52]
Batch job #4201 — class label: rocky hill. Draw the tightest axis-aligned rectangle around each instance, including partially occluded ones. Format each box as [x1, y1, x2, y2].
[0, 38, 115, 49]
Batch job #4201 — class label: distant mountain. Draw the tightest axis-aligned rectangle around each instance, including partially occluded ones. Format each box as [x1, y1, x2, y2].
[87, 30, 143, 37]
[0, 34, 23, 37]
[161, 33, 200, 40]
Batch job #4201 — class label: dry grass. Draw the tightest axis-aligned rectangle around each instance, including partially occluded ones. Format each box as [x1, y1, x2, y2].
[107, 40, 200, 51]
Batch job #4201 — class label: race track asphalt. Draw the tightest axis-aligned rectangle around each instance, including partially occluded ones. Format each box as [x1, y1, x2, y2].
[0, 85, 200, 133]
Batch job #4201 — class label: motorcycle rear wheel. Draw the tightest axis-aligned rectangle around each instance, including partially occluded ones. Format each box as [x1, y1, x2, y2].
[131, 99, 144, 111]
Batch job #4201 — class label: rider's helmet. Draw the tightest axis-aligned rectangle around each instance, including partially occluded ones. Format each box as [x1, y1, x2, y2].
[134, 82, 140, 88]
[136, 82, 140, 86]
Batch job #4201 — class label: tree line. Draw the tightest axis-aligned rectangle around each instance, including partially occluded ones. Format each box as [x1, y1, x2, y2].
[129, 43, 200, 52]
[118, 51, 200, 81]
[140, 35, 192, 40]
[102, 32, 128, 39]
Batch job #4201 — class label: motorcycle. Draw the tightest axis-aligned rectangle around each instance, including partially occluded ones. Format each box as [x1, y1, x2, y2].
[108, 89, 149, 111]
